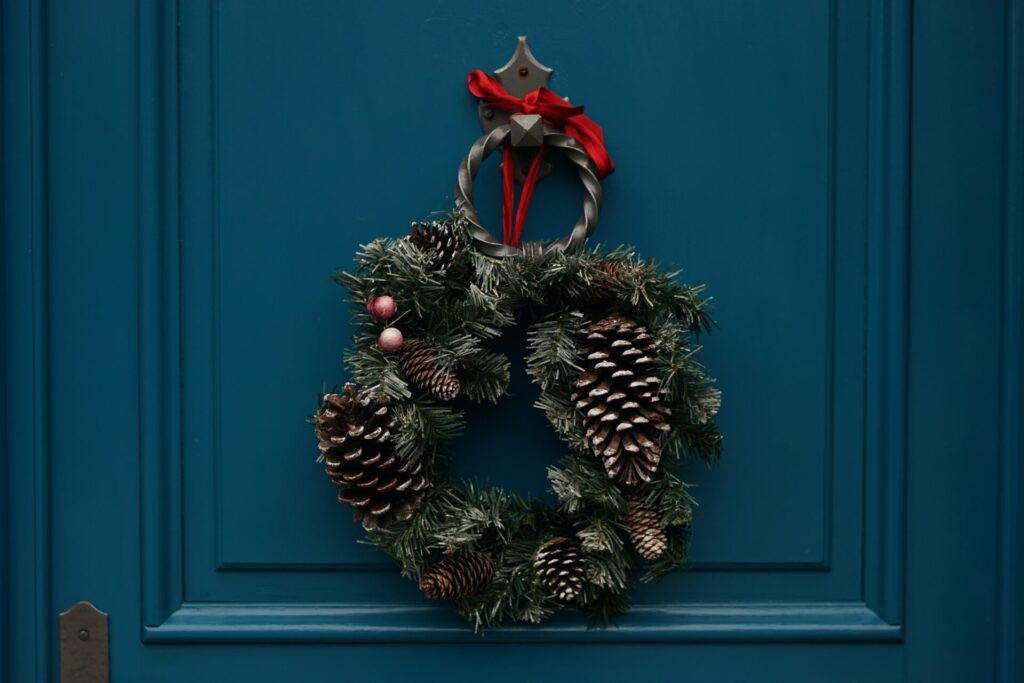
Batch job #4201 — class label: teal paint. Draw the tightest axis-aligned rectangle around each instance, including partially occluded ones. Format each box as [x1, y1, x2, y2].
[3, 0, 52, 681]
[3, 0, 1020, 680]
[997, 3, 1024, 681]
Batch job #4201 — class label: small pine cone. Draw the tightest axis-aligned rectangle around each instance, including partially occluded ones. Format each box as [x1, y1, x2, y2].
[316, 384, 428, 530]
[534, 537, 586, 602]
[573, 315, 670, 485]
[420, 552, 494, 600]
[627, 496, 668, 560]
[410, 219, 461, 274]
[400, 339, 460, 401]
[576, 259, 629, 305]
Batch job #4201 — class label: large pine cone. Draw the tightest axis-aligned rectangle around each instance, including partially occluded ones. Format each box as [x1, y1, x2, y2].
[627, 496, 668, 560]
[401, 339, 460, 401]
[534, 537, 586, 601]
[420, 552, 494, 600]
[573, 315, 670, 485]
[410, 219, 461, 274]
[316, 384, 428, 530]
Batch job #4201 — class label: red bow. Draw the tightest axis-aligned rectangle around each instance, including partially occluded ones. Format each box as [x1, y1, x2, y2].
[467, 69, 615, 178]
[467, 70, 615, 247]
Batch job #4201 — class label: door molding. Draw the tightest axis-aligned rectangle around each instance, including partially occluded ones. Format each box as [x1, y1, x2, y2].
[3, 0, 53, 677]
[139, 0, 911, 643]
[997, 0, 1024, 677]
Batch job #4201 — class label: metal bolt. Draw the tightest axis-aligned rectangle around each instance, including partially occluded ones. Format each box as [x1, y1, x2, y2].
[77, 629, 90, 641]
[518, 66, 529, 77]
[482, 107, 493, 120]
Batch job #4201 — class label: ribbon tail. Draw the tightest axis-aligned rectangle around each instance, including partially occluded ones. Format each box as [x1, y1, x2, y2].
[501, 146, 515, 244]
[512, 147, 546, 247]
[565, 118, 615, 178]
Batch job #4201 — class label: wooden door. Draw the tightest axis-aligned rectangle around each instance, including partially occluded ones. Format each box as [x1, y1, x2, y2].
[3, 1, 1020, 681]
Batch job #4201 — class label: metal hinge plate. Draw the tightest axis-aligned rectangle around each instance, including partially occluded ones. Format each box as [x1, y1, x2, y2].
[59, 601, 109, 683]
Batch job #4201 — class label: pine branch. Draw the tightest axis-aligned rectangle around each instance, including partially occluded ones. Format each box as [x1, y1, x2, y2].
[632, 466, 696, 527]
[582, 588, 632, 627]
[547, 455, 626, 516]
[526, 310, 586, 391]
[364, 483, 465, 577]
[457, 349, 512, 403]
[432, 483, 531, 551]
[663, 418, 723, 464]
[391, 398, 464, 470]
[343, 344, 410, 402]
[456, 534, 556, 628]
[534, 390, 589, 454]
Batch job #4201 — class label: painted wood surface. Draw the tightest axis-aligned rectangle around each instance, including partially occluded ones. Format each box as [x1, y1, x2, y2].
[2, 0, 1020, 680]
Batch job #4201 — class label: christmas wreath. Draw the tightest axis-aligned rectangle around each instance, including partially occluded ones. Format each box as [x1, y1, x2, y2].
[313, 56, 721, 628]
[313, 214, 722, 628]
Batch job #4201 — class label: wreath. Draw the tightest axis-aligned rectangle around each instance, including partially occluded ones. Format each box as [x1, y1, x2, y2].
[313, 213, 722, 628]
[313, 58, 721, 628]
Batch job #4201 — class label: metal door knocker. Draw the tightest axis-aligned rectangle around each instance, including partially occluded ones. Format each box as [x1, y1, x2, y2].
[456, 37, 612, 258]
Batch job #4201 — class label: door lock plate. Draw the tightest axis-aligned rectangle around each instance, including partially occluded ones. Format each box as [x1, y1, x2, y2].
[59, 601, 109, 683]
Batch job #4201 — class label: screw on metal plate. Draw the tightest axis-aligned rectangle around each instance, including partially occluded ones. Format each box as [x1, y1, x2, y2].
[59, 601, 109, 683]
[477, 36, 555, 183]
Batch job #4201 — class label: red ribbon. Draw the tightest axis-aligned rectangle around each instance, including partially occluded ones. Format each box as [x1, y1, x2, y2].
[467, 69, 615, 246]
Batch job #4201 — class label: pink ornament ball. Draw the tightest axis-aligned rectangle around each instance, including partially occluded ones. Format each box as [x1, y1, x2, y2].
[377, 327, 404, 352]
[370, 295, 397, 321]
[365, 296, 377, 314]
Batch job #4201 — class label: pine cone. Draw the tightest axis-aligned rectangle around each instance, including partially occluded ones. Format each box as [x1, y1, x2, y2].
[420, 552, 494, 600]
[627, 496, 668, 560]
[576, 259, 629, 305]
[316, 384, 428, 530]
[401, 339, 460, 401]
[534, 537, 586, 601]
[410, 219, 461, 274]
[573, 315, 670, 485]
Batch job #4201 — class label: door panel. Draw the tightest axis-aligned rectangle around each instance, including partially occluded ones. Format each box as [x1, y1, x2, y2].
[147, 0, 891, 635]
[3, 0, 1019, 680]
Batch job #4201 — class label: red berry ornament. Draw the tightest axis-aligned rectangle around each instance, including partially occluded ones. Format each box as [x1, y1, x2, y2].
[370, 295, 397, 321]
[377, 327, 404, 352]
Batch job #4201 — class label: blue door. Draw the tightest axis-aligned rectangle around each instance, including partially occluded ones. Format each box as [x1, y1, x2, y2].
[3, 1, 1021, 681]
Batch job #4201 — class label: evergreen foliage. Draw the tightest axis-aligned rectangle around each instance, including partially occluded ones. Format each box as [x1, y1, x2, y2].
[324, 211, 721, 629]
